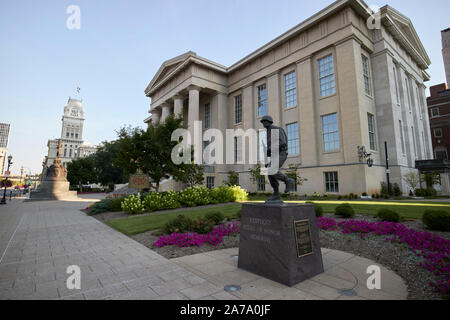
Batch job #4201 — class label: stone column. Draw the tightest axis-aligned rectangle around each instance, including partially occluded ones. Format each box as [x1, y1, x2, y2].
[188, 86, 201, 163]
[160, 103, 171, 123]
[151, 109, 160, 125]
[173, 95, 184, 118]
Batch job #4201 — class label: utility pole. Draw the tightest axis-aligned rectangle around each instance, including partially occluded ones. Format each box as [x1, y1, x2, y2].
[385, 141, 391, 195]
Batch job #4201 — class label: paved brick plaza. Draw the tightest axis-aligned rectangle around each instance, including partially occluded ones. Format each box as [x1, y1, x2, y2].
[0, 196, 407, 300]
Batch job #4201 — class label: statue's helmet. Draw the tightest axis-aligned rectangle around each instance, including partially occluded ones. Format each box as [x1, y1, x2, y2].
[260, 115, 274, 124]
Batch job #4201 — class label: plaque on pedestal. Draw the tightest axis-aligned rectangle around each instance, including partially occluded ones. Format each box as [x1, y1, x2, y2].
[238, 203, 324, 287]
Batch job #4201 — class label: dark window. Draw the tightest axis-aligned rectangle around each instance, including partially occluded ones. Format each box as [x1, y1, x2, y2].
[324, 172, 339, 193]
[206, 176, 215, 189]
[234, 95, 242, 124]
[257, 176, 266, 192]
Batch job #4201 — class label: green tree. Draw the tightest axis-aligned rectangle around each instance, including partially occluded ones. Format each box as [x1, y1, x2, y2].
[402, 171, 420, 192]
[225, 171, 239, 186]
[286, 163, 308, 192]
[93, 141, 124, 190]
[176, 161, 205, 187]
[249, 164, 265, 190]
[67, 156, 97, 190]
[114, 115, 200, 191]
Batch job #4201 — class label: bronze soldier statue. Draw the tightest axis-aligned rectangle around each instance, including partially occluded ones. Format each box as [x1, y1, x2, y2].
[260, 115, 295, 203]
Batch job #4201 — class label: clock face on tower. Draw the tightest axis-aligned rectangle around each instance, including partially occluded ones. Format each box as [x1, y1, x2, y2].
[71, 109, 78, 117]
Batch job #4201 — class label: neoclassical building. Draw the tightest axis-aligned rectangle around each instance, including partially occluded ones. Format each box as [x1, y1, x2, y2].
[144, 0, 432, 195]
[44, 98, 98, 171]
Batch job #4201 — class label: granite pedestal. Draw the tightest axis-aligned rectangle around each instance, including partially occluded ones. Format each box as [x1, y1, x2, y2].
[28, 180, 78, 201]
[238, 203, 324, 287]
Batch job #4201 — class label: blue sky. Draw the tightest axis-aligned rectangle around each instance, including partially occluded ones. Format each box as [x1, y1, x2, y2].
[0, 0, 449, 174]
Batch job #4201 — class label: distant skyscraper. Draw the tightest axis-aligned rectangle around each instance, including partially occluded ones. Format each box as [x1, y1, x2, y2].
[0, 123, 11, 175]
[443, 28, 450, 86]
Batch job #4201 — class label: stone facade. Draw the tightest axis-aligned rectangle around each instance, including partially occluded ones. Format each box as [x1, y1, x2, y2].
[0, 122, 10, 175]
[442, 28, 450, 86]
[144, 0, 432, 196]
[45, 98, 98, 169]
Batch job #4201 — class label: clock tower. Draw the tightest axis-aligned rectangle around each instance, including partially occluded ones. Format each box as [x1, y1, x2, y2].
[45, 97, 95, 169]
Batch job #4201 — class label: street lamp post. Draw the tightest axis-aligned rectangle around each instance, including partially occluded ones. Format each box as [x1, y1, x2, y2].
[1, 155, 13, 205]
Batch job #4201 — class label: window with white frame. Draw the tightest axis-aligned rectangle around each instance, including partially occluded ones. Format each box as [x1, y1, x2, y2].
[367, 113, 377, 151]
[412, 126, 417, 159]
[284, 71, 297, 108]
[286, 122, 299, 155]
[204, 103, 211, 129]
[322, 113, 340, 152]
[318, 55, 335, 97]
[431, 108, 440, 118]
[257, 84, 267, 117]
[434, 128, 443, 138]
[234, 95, 242, 124]
[206, 176, 215, 189]
[324, 172, 339, 193]
[362, 55, 371, 95]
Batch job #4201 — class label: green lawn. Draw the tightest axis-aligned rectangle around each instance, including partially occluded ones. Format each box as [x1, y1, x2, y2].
[105, 199, 450, 236]
[105, 203, 242, 235]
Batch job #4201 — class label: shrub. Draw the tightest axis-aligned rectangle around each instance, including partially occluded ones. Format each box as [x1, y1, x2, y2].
[422, 210, 450, 231]
[229, 185, 248, 202]
[362, 192, 368, 197]
[335, 203, 355, 218]
[376, 209, 400, 222]
[306, 202, 323, 217]
[381, 182, 389, 195]
[392, 183, 402, 197]
[192, 218, 215, 234]
[177, 187, 211, 207]
[415, 188, 437, 197]
[161, 190, 182, 209]
[108, 197, 125, 212]
[163, 214, 195, 234]
[87, 199, 111, 215]
[143, 192, 163, 212]
[204, 211, 225, 224]
[235, 208, 242, 219]
[121, 194, 145, 215]
[210, 186, 234, 203]
[338, 195, 342, 200]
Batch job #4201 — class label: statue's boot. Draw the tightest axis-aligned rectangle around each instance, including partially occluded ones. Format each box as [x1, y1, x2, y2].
[266, 192, 283, 204]
[284, 178, 296, 193]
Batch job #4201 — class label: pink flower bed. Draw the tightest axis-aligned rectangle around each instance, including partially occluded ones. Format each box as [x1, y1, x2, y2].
[153, 222, 240, 248]
[153, 216, 449, 296]
[317, 217, 450, 296]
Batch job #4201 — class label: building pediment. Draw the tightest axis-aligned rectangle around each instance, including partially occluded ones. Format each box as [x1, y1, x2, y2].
[380, 6, 431, 70]
[144, 51, 197, 96]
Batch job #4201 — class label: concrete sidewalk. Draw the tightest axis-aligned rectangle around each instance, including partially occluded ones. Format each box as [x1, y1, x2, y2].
[0, 198, 407, 300]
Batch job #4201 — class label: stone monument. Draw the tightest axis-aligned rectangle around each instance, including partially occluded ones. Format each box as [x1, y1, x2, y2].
[28, 139, 78, 201]
[237, 116, 324, 287]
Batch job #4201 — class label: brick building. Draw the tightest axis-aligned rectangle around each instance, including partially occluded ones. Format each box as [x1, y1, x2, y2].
[427, 83, 450, 160]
